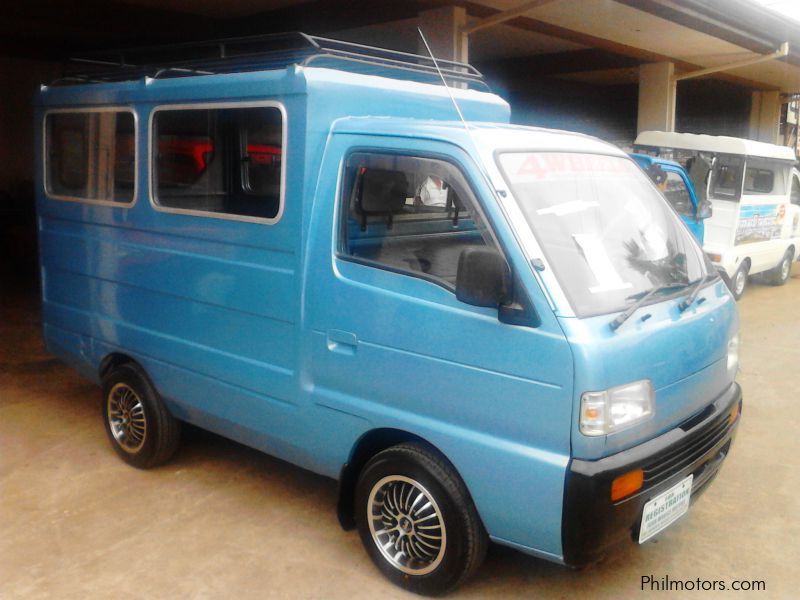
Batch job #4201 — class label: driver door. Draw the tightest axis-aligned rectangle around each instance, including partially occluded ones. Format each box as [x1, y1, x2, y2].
[662, 168, 703, 242]
[301, 134, 574, 554]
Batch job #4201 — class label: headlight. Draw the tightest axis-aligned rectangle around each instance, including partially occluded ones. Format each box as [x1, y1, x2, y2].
[727, 334, 740, 379]
[580, 380, 654, 436]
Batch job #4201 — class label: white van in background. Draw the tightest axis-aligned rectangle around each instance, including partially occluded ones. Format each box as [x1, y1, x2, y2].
[635, 131, 800, 299]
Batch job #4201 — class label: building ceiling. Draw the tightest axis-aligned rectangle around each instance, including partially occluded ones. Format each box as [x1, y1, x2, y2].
[476, 0, 800, 90]
[4, 0, 800, 92]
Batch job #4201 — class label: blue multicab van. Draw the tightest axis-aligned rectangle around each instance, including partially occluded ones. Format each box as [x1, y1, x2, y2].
[630, 153, 711, 243]
[35, 35, 741, 595]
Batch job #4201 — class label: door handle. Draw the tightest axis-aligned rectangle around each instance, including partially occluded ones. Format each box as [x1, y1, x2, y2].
[327, 330, 358, 355]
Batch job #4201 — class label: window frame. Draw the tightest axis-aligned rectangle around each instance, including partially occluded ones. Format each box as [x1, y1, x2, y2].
[148, 100, 287, 225]
[43, 106, 138, 207]
[661, 168, 696, 217]
[335, 148, 504, 294]
[791, 173, 800, 206]
[709, 154, 744, 202]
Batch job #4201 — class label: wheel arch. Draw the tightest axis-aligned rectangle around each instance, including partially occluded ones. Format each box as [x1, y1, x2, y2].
[740, 256, 752, 271]
[99, 352, 139, 380]
[337, 428, 458, 530]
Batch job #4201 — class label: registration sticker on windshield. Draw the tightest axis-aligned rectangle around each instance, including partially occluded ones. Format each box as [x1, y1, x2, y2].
[639, 475, 693, 543]
[537, 200, 599, 217]
[572, 234, 633, 293]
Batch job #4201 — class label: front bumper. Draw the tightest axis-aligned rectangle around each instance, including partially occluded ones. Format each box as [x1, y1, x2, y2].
[562, 382, 742, 567]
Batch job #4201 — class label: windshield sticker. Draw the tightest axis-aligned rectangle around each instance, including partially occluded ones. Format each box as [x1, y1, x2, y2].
[642, 226, 669, 261]
[537, 199, 599, 217]
[504, 153, 629, 181]
[573, 233, 633, 294]
[735, 204, 783, 245]
[623, 198, 669, 260]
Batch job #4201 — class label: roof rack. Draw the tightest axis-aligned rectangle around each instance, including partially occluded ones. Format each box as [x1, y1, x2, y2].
[49, 32, 488, 90]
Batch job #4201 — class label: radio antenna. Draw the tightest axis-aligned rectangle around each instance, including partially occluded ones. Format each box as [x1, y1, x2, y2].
[417, 27, 469, 125]
[417, 27, 492, 185]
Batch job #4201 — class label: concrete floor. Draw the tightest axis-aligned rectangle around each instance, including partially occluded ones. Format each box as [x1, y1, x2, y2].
[1, 274, 799, 599]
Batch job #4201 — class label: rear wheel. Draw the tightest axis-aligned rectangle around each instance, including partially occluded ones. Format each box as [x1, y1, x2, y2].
[355, 443, 487, 596]
[101, 363, 180, 469]
[728, 262, 749, 300]
[766, 249, 793, 286]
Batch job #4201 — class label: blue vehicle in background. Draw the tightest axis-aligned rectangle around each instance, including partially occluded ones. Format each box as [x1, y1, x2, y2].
[630, 153, 712, 243]
[34, 34, 741, 595]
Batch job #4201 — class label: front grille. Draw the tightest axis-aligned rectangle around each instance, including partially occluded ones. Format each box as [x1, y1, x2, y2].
[642, 414, 733, 487]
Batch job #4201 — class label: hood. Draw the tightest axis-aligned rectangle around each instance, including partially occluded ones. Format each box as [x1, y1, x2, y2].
[559, 278, 738, 460]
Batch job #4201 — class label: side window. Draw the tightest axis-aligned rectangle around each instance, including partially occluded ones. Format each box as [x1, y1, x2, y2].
[709, 155, 743, 201]
[791, 175, 800, 206]
[743, 158, 788, 196]
[45, 110, 135, 203]
[744, 168, 774, 194]
[152, 105, 283, 220]
[339, 152, 493, 288]
[662, 171, 693, 216]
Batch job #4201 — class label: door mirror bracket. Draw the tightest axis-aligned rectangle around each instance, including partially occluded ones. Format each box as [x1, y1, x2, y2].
[456, 247, 510, 308]
[697, 199, 713, 222]
[456, 247, 540, 327]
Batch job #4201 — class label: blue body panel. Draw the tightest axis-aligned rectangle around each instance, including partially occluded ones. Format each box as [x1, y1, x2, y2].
[631, 153, 705, 242]
[561, 279, 738, 460]
[35, 66, 737, 564]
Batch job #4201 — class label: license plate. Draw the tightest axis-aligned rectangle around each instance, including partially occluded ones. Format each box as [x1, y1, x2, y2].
[639, 474, 693, 543]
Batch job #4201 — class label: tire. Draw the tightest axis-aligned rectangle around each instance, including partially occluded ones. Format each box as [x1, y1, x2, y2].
[355, 443, 488, 596]
[766, 249, 794, 286]
[101, 363, 180, 469]
[728, 262, 749, 300]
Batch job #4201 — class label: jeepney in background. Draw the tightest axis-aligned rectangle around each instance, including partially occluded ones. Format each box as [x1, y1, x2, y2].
[630, 153, 711, 243]
[635, 131, 800, 299]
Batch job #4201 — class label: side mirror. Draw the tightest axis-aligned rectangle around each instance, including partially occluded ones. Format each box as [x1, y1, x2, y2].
[697, 199, 713, 221]
[456, 247, 511, 308]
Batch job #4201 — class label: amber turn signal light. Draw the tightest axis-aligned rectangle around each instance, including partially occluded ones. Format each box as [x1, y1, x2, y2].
[611, 468, 644, 502]
[729, 402, 741, 425]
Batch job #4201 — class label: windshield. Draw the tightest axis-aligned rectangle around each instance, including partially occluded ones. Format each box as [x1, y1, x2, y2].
[497, 152, 707, 317]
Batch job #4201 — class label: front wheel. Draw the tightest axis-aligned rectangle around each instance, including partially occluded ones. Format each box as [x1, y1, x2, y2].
[728, 263, 749, 300]
[355, 443, 487, 596]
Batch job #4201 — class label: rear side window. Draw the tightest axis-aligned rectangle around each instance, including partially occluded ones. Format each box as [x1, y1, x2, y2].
[45, 110, 135, 203]
[152, 105, 284, 221]
[339, 152, 493, 288]
[743, 158, 788, 196]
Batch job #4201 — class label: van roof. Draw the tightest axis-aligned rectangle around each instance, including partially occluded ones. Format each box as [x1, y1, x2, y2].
[332, 118, 628, 157]
[635, 130, 796, 162]
[46, 32, 487, 91]
[37, 65, 511, 126]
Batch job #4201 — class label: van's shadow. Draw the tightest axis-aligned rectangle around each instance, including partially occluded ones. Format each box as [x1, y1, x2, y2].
[173, 424, 636, 596]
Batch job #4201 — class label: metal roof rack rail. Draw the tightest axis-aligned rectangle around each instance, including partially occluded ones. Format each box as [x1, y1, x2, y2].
[49, 32, 488, 90]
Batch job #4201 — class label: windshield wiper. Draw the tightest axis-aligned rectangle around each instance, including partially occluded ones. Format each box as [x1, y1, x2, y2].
[678, 273, 715, 312]
[609, 283, 688, 331]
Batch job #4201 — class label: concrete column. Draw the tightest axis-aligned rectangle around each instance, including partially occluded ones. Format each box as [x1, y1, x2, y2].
[637, 62, 676, 133]
[417, 5, 468, 63]
[749, 91, 782, 144]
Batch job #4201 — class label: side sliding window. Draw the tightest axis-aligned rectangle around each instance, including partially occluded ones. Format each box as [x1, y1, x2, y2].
[45, 109, 136, 204]
[338, 152, 496, 289]
[151, 104, 284, 221]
